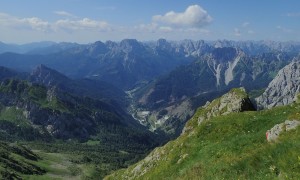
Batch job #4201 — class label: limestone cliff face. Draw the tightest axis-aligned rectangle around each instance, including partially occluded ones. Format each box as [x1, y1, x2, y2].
[256, 60, 300, 109]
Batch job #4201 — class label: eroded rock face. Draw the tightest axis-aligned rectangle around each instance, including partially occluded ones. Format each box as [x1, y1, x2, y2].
[266, 120, 300, 142]
[182, 87, 256, 135]
[199, 88, 254, 121]
[256, 60, 300, 109]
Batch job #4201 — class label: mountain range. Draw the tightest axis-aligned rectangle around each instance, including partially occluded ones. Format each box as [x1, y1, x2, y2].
[0, 39, 299, 179]
[0, 39, 298, 138]
[256, 59, 300, 109]
[134, 47, 294, 137]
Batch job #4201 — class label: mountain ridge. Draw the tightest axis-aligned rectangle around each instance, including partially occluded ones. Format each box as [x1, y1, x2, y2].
[132, 48, 293, 137]
[256, 58, 300, 109]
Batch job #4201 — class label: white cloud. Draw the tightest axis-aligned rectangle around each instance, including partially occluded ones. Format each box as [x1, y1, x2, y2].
[54, 11, 76, 18]
[152, 5, 212, 28]
[0, 13, 50, 32]
[21, 17, 50, 31]
[0, 12, 111, 33]
[159, 26, 173, 33]
[242, 22, 250, 28]
[276, 26, 292, 33]
[234, 28, 241, 36]
[247, 30, 255, 34]
[0, 13, 18, 28]
[134, 23, 158, 33]
[232, 22, 254, 37]
[54, 18, 111, 32]
[286, 12, 300, 17]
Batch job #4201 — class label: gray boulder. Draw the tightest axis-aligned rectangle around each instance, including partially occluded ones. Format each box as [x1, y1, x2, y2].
[266, 120, 300, 142]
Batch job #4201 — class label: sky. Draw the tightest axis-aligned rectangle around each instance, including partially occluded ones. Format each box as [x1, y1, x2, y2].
[0, 0, 300, 44]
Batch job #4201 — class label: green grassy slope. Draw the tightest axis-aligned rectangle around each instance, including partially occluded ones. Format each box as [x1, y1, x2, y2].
[0, 142, 45, 179]
[106, 90, 300, 179]
[0, 78, 160, 179]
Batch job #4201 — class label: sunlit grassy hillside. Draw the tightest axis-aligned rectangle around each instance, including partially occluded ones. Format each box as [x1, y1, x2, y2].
[107, 90, 300, 179]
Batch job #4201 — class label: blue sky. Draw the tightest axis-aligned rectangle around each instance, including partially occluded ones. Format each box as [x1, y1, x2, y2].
[0, 0, 299, 43]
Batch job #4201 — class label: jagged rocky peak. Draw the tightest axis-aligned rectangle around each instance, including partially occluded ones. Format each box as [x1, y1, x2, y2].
[30, 64, 69, 86]
[182, 87, 255, 134]
[194, 40, 211, 50]
[211, 47, 241, 62]
[119, 39, 144, 53]
[182, 39, 195, 50]
[181, 40, 213, 56]
[255, 60, 300, 109]
[105, 40, 118, 49]
[31, 64, 51, 76]
[213, 39, 233, 48]
[156, 38, 172, 50]
[88, 41, 108, 55]
[205, 47, 245, 87]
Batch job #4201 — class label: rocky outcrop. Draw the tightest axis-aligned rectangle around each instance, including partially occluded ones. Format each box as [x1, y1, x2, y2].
[30, 64, 70, 87]
[182, 87, 255, 135]
[266, 120, 300, 142]
[256, 60, 300, 109]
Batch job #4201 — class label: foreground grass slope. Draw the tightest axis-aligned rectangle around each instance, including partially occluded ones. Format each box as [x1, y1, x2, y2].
[107, 88, 300, 179]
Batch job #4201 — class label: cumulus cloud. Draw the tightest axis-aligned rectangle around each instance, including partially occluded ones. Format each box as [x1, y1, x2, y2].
[152, 5, 212, 28]
[0, 13, 50, 32]
[54, 18, 110, 32]
[0, 12, 111, 33]
[54, 11, 76, 18]
[21, 17, 50, 31]
[0, 13, 18, 28]
[134, 23, 158, 33]
[159, 26, 173, 33]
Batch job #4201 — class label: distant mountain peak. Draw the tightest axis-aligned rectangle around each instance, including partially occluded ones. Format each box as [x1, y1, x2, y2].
[30, 64, 69, 87]
[119, 39, 144, 53]
[211, 47, 241, 62]
[0, 66, 21, 80]
[156, 38, 172, 50]
[87, 41, 108, 55]
[31, 64, 65, 76]
[256, 59, 300, 109]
